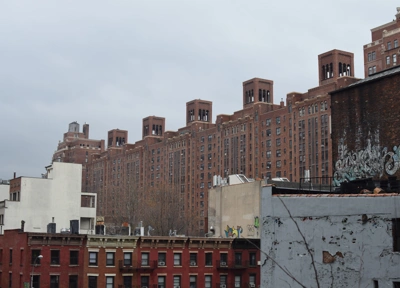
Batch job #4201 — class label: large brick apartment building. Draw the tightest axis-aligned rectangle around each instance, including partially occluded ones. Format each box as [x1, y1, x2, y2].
[53, 48, 360, 235]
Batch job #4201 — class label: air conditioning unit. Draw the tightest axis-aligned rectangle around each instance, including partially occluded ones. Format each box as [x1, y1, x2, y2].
[220, 285, 226, 288]
[220, 261, 227, 266]
[190, 261, 197, 266]
[158, 261, 165, 266]
[250, 284, 256, 288]
[174, 286, 180, 288]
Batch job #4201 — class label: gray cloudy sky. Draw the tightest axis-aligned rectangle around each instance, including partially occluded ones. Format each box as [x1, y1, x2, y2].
[0, 1, 396, 179]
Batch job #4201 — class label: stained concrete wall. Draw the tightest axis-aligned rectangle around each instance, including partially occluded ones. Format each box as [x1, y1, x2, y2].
[208, 181, 262, 238]
[261, 185, 400, 287]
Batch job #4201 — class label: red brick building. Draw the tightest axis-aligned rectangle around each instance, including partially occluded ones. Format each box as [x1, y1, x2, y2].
[53, 49, 359, 235]
[0, 229, 259, 288]
[0, 229, 85, 288]
[364, 8, 400, 76]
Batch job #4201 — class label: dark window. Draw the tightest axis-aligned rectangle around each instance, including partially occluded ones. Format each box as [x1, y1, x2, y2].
[123, 276, 132, 288]
[89, 252, 98, 266]
[70, 251, 79, 265]
[394, 282, 400, 288]
[69, 275, 78, 288]
[50, 275, 59, 288]
[158, 252, 166, 266]
[235, 252, 242, 265]
[249, 252, 257, 266]
[393, 219, 400, 251]
[51, 250, 60, 265]
[32, 275, 40, 288]
[190, 253, 197, 266]
[88, 276, 97, 288]
[141, 276, 149, 287]
[106, 252, 115, 266]
[205, 253, 212, 266]
[31, 250, 42, 264]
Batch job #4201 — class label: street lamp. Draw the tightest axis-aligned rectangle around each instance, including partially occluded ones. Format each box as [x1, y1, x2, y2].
[31, 255, 43, 288]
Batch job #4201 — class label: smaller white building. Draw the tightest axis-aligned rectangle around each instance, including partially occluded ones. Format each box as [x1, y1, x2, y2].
[0, 162, 96, 235]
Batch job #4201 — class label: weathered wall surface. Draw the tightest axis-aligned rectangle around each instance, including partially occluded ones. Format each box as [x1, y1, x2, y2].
[261, 186, 400, 287]
[208, 181, 261, 238]
[331, 70, 400, 185]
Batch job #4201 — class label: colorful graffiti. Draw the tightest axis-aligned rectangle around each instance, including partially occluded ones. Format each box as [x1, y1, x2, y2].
[224, 225, 243, 238]
[333, 138, 400, 186]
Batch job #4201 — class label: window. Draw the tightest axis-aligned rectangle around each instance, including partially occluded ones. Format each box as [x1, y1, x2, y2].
[205, 275, 212, 288]
[394, 54, 397, 64]
[9, 249, 12, 264]
[395, 40, 399, 48]
[234, 275, 241, 288]
[393, 282, 400, 288]
[235, 252, 242, 266]
[50, 275, 59, 288]
[267, 161, 271, 169]
[276, 117, 280, 124]
[141, 253, 149, 266]
[266, 119, 271, 126]
[393, 218, 400, 251]
[123, 276, 132, 288]
[69, 275, 78, 288]
[190, 253, 197, 266]
[368, 67, 372, 75]
[266, 140, 271, 147]
[276, 127, 281, 135]
[31, 250, 42, 265]
[388, 41, 392, 50]
[106, 276, 114, 288]
[106, 252, 115, 266]
[276, 138, 281, 146]
[123, 252, 132, 266]
[372, 51, 376, 60]
[205, 253, 212, 266]
[387, 56, 391, 65]
[266, 151, 271, 158]
[368, 52, 372, 62]
[220, 253, 227, 266]
[32, 275, 40, 288]
[190, 275, 197, 288]
[249, 274, 256, 285]
[266, 129, 271, 136]
[249, 252, 256, 266]
[220, 275, 227, 286]
[174, 253, 181, 266]
[373, 66, 376, 73]
[88, 276, 97, 288]
[70, 250, 79, 265]
[276, 150, 281, 157]
[89, 252, 98, 266]
[158, 252, 166, 266]
[158, 276, 166, 288]
[173, 275, 181, 287]
[51, 250, 60, 265]
[141, 276, 149, 288]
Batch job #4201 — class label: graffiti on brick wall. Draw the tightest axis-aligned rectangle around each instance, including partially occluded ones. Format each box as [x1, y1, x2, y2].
[333, 138, 400, 185]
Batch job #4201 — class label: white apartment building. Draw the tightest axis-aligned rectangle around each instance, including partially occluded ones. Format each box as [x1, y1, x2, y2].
[0, 162, 96, 234]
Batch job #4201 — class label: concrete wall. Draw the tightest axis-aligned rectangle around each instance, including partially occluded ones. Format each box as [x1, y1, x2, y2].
[0, 184, 9, 201]
[208, 181, 261, 238]
[0, 162, 96, 234]
[261, 185, 400, 287]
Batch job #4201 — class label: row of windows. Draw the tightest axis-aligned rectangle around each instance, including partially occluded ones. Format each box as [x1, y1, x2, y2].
[386, 54, 397, 65]
[30, 275, 79, 288]
[89, 251, 131, 266]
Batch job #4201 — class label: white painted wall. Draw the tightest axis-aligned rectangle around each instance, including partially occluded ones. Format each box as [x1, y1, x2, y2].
[0, 162, 96, 234]
[208, 181, 261, 238]
[0, 184, 9, 201]
[261, 186, 400, 287]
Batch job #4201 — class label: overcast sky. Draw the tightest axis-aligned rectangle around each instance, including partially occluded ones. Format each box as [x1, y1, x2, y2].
[0, 1, 397, 179]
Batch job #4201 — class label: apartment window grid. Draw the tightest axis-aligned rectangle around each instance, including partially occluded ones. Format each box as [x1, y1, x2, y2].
[205, 275, 212, 288]
[50, 275, 59, 288]
[50, 250, 60, 265]
[189, 275, 197, 288]
[70, 250, 79, 265]
[205, 253, 213, 266]
[69, 275, 78, 288]
[88, 276, 97, 288]
[141, 252, 149, 266]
